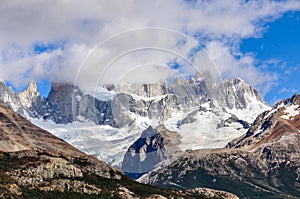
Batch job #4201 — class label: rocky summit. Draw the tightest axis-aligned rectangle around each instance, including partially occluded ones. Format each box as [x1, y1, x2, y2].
[0, 100, 239, 198]
[0, 73, 266, 126]
[122, 125, 182, 178]
[139, 95, 300, 199]
[0, 81, 40, 114]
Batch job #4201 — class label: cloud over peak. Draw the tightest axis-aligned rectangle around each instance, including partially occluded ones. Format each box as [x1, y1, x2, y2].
[0, 0, 299, 95]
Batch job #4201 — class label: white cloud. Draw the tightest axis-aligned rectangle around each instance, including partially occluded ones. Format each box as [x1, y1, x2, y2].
[0, 0, 299, 93]
[75, 28, 202, 87]
[279, 87, 298, 94]
[202, 41, 278, 95]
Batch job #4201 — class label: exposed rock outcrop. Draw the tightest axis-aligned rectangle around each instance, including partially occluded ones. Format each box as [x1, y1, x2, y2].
[122, 125, 181, 178]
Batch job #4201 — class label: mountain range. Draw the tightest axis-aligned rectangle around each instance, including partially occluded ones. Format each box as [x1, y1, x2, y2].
[0, 99, 239, 198]
[1, 73, 298, 198]
[0, 74, 269, 174]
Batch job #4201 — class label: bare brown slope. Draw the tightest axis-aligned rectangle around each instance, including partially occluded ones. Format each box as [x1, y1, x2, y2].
[0, 101, 85, 159]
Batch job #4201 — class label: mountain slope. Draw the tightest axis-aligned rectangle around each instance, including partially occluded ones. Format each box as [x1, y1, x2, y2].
[0, 100, 238, 198]
[0, 100, 86, 158]
[139, 95, 300, 198]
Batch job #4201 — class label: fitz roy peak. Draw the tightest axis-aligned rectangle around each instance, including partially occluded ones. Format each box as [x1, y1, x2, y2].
[0, 73, 269, 174]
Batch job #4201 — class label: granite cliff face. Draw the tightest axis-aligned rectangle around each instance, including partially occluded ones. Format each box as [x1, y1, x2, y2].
[214, 78, 264, 109]
[0, 100, 239, 199]
[0, 73, 266, 127]
[113, 82, 170, 98]
[140, 94, 300, 198]
[28, 83, 117, 127]
[122, 125, 182, 178]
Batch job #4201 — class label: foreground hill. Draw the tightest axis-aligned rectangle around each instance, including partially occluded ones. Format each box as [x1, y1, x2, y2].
[140, 95, 300, 198]
[0, 100, 238, 198]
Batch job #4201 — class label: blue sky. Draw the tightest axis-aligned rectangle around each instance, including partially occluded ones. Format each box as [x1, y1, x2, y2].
[0, 0, 299, 105]
[240, 11, 300, 104]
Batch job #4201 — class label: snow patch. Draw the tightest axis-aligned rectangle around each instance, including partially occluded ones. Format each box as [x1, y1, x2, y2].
[129, 93, 171, 102]
[27, 116, 144, 168]
[264, 102, 285, 119]
[75, 95, 81, 101]
[164, 103, 246, 151]
[83, 86, 115, 101]
[226, 96, 270, 123]
[281, 105, 300, 120]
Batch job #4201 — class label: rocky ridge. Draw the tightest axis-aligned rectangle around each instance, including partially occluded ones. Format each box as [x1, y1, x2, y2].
[139, 94, 300, 198]
[1, 73, 266, 126]
[227, 94, 300, 149]
[0, 81, 40, 114]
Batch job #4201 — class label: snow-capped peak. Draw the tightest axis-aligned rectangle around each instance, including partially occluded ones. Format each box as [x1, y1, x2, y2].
[234, 77, 244, 83]
[0, 80, 40, 112]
